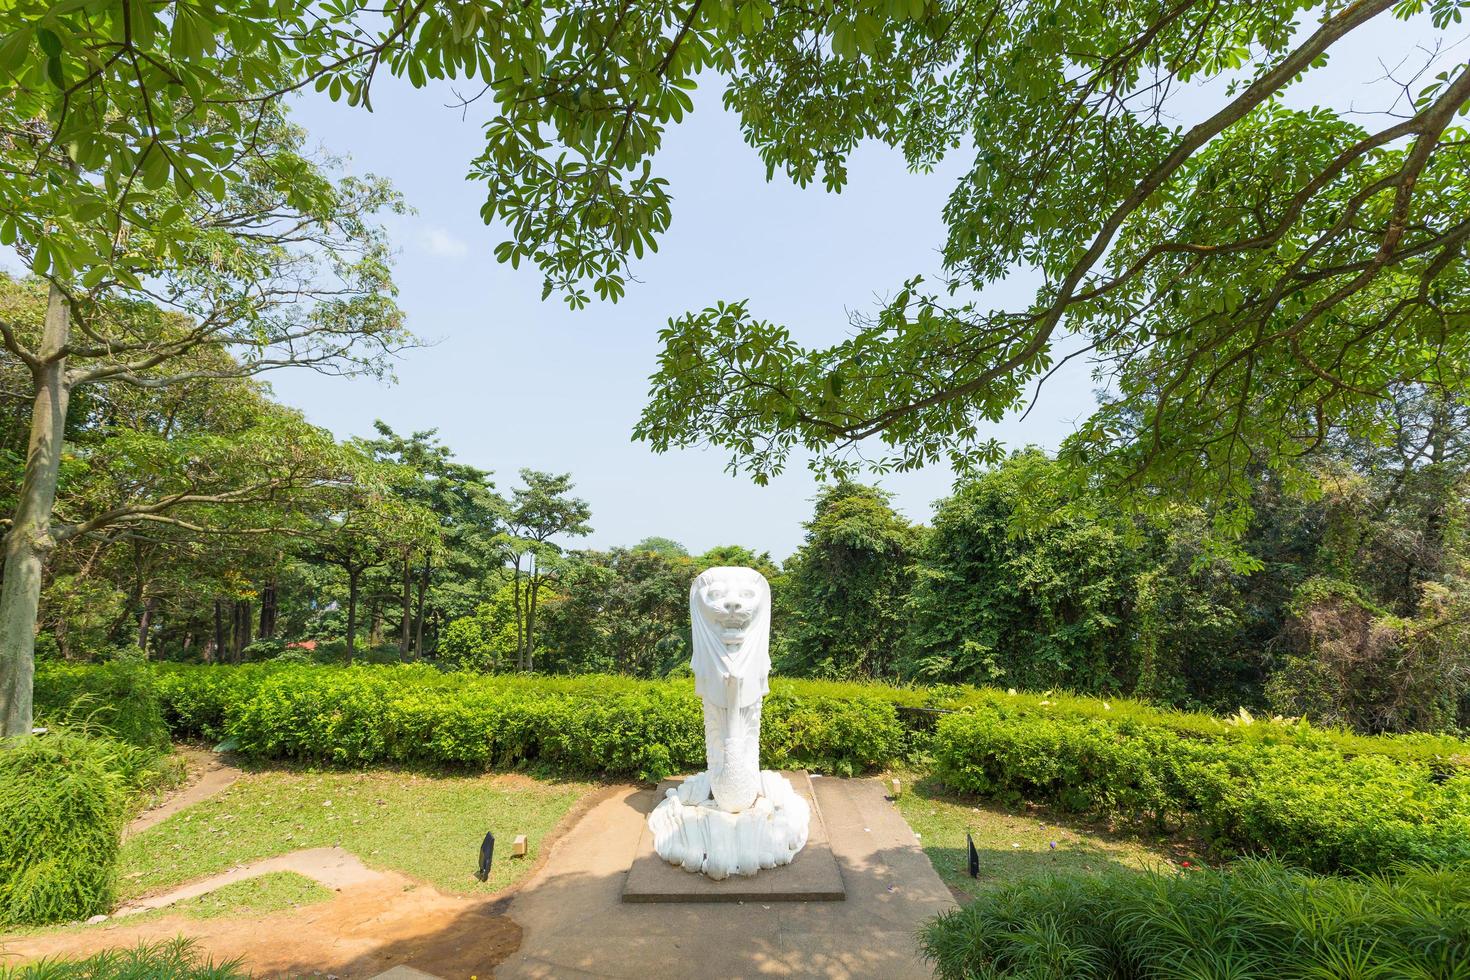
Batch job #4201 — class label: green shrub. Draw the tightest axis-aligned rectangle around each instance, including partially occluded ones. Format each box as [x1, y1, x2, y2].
[0, 938, 248, 979]
[33, 660, 170, 750]
[129, 664, 905, 778]
[240, 638, 286, 661]
[0, 731, 132, 925]
[921, 859, 1470, 979]
[933, 708, 1470, 872]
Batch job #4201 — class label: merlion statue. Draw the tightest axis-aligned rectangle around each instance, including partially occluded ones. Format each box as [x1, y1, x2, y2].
[646, 567, 810, 880]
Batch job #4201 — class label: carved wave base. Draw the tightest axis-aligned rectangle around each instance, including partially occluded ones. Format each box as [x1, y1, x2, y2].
[647, 770, 811, 880]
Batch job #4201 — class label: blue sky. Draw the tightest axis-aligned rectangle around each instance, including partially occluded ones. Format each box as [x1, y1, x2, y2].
[259, 14, 1460, 560]
[278, 81, 1082, 559]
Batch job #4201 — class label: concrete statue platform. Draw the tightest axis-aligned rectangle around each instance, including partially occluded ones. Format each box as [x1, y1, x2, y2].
[623, 770, 845, 903]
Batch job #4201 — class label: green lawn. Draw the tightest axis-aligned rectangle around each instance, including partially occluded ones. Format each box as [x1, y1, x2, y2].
[888, 772, 1193, 900]
[119, 769, 592, 900]
[164, 871, 333, 920]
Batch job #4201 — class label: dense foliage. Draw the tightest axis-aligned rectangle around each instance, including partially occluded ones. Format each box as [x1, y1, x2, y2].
[778, 482, 920, 680]
[933, 708, 1470, 873]
[0, 730, 145, 925]
[921, 859, 1470, 979]
[37, 662, 1470, 876]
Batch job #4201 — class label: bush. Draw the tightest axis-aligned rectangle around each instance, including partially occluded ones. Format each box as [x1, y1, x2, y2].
[240, 638, 286, 661]
[0, 938, 248, 979]
[921, 859, 1470, 979]
[33, 660, 170, 750]
[122, 664, 906, 779]
[933, 708, 1470, 872]
[0, 731, 132, 925]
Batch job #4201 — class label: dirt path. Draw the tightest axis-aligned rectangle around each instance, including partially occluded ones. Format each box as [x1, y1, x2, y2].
[1, 781, 622, 979]
[126, 748, 241, 839]
[2, 867, 520, 978]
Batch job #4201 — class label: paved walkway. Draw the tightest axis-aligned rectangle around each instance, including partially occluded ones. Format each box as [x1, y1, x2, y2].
[496, 777, 954, 979]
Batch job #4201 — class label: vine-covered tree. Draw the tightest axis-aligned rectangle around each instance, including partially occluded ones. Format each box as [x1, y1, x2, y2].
[779, 482, 919, 680]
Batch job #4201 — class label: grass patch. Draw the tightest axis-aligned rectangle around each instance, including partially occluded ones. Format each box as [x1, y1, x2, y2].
[4, 872, 333, 937]
[119, 769, 590, 899]
[0, 937, 247, 979]
[170, 871, 332, 920]
[888, 772, 1191, 900]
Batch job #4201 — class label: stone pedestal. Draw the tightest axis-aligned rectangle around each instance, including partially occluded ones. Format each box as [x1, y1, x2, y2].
[623, 771, 845, 903]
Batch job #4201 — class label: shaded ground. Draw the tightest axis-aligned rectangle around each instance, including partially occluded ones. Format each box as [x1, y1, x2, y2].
[2, 863, 523, 978]
[497, 776, 956, 979]
[888, 771, 1197, 900]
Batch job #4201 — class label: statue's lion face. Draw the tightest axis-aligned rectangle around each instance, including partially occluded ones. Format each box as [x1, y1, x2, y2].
[693, 567, 767, 646]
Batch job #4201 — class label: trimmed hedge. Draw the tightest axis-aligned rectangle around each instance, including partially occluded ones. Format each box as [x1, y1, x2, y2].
[139, 664, 905, 780]
[934, 708, 1470, 872]
[32, 663, 1470, 872]
[921, 860, 1470, 979]
[33, 660, 171, 751]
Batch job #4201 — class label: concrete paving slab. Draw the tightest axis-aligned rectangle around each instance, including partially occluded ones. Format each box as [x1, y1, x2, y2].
[622, 770, 845, 903]
[368, 967, 443, 980]
[495, 776, 954, 979]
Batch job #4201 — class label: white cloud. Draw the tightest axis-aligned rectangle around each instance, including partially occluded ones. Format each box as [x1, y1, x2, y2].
[421, 226, 468, 258]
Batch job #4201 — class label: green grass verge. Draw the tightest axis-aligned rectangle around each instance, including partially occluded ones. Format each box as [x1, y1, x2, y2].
[3, 872, 332, 937]
[168, 871, 332, 920]
[888, 772, 1190, 900]
[0, 937, 248, 979]
[119, 769, 591, 900]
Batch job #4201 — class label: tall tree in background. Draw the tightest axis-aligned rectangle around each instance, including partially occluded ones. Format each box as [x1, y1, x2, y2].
[780, 482, 919, 680]
[359, 422, 503, 657]
[0, 105, 405, 734]
[306, 457, 438, 664]
[902, 453, 1152, 690]
[504, 470, 592, 671]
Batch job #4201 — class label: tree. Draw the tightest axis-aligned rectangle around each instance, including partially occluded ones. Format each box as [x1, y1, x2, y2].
[9, 1, 1470, 508]
[502, 470, 592, 671]
[541, 546, 696, 677]
[901, 453, 1146, 691]
[633, 536, 689, 559]
[359, 422, 503, 657]
[627, 4, 1470, 522]
[778, 483, 918, 679]
[306, 456, 438, 664]
[0, 98, 406, 733]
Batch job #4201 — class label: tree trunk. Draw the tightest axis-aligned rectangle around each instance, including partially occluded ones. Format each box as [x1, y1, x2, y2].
[526, 563, 540, 674]
[345, 567, 360, 665]
[136, 596, 158, 654]
[232, 598, 251, 661]
[398, 558, 413, 654]
[258, 578, 278, 639]
[0, 284, 71, 737]
[368, 596, 384, 646]
[512, 554, 526, 670]
[412, 561, 429, 659]
[214, 598, 227, 664]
